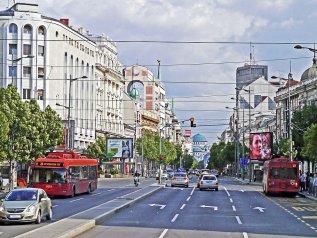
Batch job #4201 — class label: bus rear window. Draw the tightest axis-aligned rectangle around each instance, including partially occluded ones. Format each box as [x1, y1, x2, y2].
[270, 167, 297, 180]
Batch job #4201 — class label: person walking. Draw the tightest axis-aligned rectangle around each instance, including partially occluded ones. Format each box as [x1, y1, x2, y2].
[313, 174, 317, 197]
[299, 172, 306, 192]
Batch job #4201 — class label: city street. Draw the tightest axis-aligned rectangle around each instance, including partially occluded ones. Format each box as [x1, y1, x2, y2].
[76, 177, 317, 238]
[1, 177, 317, 238]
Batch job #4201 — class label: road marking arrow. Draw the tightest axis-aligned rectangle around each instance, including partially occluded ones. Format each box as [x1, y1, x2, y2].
[149, 204, 166, 210]
[200, 205, 218, 211]
[253, 207, 265, 212]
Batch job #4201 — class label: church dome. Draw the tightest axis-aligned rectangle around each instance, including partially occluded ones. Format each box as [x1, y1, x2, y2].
[193, 133, 207, 142]
[301, 58, 317, 82]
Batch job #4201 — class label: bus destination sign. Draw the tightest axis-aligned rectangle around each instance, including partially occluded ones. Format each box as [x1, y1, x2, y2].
[37, 162, 63, 167]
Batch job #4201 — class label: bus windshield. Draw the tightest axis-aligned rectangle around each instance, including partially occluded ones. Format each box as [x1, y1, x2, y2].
[270, 167, 297, 180]
[31, 168, 67, 184]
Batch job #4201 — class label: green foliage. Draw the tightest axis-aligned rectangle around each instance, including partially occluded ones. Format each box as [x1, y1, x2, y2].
[207, 142, 235, 172]
[85, 137, 107, 162]
[292, 104, 317, 159]
[0, 85, 64, 163]
[302, 124, 317, 161]
[135, 130, 178, 165]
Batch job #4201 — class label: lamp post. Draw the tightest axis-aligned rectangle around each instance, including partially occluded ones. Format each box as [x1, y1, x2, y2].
[226, 106, 239, 177]
[56, 76, 87, 150]
[271, 74, 293, 160]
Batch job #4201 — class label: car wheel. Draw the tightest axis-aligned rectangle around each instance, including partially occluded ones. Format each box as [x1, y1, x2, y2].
[215, 188, 218, 191]
[199, 188, 202, 191]
[186, 184, 189, 188]
[171, 184, 174, 187]
[35, 210, 41, 224]
[46, 207, 53, 220]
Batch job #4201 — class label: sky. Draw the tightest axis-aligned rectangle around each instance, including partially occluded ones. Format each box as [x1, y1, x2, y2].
[2, 0, 317, 144]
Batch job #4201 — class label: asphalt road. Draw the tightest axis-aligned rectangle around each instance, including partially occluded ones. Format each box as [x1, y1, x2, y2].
[0, 177, 156, 238]
[76, 176, 317, 238]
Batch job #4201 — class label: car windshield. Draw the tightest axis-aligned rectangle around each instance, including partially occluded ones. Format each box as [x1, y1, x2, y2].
[6, 190, 37, 201]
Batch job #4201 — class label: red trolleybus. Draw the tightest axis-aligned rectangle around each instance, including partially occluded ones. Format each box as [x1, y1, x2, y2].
[29, 151, 98, 197]
[262, 157, 299, 196]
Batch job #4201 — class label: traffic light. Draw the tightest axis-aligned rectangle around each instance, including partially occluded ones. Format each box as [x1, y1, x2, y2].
[190, 117, 196, 127]
[159, 154, 164, 160]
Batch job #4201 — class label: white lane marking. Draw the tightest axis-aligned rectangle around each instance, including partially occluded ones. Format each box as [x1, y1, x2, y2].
[243, 232, 248, 238]
[224, 187, 230, 197]
[52, 205, 59, 208]
[149, 204, 166, 210]
[180, 204, 186, 210]
[186, 196, 191, 201]
[159, 229, 168, 238]
[171, 214, 179, 223]
[232, 205, 236, 211]
[240, 190, 244, 192]
[190, 187, 195, 196]
[230, 198, 233, 203]
[236, 216, 242, 224]
[107, 189, 115, 191]
[91, 192, 102, 196]
[69, 198, 84, 203]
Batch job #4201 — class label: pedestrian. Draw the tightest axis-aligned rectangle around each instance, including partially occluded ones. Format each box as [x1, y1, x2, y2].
[299, 172, 306, 192]
[0, 173, 3, 190]
[305, 171, 310, 192]
[309, 173, 314, 194]
[313, 174, 317, 197]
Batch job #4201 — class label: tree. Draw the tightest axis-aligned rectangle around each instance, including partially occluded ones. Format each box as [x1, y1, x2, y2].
[292, 104, 317, 160]
[85, 137, 107, 163]
[302, 124, 317, 161]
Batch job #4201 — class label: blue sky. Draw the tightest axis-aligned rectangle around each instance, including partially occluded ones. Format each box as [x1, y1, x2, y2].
[3, 0, 317, 144]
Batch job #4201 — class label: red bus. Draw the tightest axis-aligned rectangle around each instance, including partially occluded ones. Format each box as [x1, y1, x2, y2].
[29, 151, 98, 197]
[262, 157, 299, 196]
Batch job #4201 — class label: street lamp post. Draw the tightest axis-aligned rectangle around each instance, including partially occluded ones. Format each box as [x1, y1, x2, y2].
[56, 76, 87, 150]
[271, 74, 293, 160]
[226, 106, 239, 176]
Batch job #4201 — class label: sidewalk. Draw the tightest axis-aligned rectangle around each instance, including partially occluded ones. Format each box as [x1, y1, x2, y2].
[14, 184, 163, 238]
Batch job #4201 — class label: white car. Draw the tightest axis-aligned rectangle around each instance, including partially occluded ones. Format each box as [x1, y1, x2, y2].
[199, 174, 218, 191]
[171, 172, 189, 187]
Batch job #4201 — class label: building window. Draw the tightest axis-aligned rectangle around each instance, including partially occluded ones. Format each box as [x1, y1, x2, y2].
[23, 88, 31, 99]
[9, 23, 17, 33]
[38, 67, 44, 78]
[37, 89, 44, 100]
[9, 66, 17, 77]
[23, 24, 32, 34]
[38, 45, 44, 56]
[23, 44, 32, 55]
[9, 44, 17, 55]
[23, 66, 31, 77]
[38, 26, 45, 35]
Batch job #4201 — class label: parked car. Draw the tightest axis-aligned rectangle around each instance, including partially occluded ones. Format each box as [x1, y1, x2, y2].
[171, 172, 189, 187]
[161, 170, 168, 180]
[0, 188, 52, 224]
[166, 169, 174, 178]
[199, 174, 218, 191]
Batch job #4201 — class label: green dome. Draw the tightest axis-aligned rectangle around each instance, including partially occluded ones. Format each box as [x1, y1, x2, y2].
[129, 88, 140, 99]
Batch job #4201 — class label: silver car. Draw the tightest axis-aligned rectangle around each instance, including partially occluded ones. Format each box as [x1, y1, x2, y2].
[0, 188, 52, 224]
[171, 172, 189, 187]
[199, 174, 218, 191]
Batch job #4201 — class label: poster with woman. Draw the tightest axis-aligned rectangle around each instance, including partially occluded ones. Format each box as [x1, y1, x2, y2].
[249, 132, 272, 160]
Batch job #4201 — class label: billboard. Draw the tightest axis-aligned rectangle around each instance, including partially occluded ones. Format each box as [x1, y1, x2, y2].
[249, 132, 273, 160]
[106, 138, 133, 159]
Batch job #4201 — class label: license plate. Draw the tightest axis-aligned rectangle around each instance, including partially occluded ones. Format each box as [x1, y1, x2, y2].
[46, 185, 52, 188]
[9, 214, 21, 219]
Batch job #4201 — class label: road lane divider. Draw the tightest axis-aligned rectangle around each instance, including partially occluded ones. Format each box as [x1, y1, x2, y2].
[190, 187, 195, 196]
[243, 232, 248, 238]
[235, 216, 242, 224]
[180, 204, 186, 210]
[159, 229, 168, 238]
[224, 187, 230, 197]
[186, 196, 191, 201]
[232, 205, 236, 211]
[69, 198, 84, 203]
[171, 214, 179, 223]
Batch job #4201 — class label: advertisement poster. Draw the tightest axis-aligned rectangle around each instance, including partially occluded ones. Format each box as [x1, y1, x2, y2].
[249, 132, 273, 160]
[106, 138, 133, 159]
